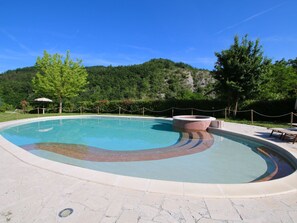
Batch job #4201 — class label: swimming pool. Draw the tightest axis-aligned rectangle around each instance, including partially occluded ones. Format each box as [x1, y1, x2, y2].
[0, 116, 295, 184]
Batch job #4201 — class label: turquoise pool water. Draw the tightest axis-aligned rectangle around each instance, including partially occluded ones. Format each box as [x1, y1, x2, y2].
[0, 117, 294, 183]
[1, 117, 180, 151]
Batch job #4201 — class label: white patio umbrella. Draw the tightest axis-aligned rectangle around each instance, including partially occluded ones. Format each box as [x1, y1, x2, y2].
[34, 97, 53, 103]
[34, 97, 53, 114]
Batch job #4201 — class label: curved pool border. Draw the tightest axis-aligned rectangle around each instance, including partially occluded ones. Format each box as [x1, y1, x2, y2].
[0, 115, 297, 198]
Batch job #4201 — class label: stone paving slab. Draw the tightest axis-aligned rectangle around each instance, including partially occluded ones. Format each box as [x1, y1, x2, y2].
[0, 120, 297, 222]
[206, 198, 242, 221]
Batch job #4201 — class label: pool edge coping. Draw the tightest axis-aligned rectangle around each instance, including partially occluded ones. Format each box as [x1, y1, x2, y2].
[0, 114, 297, 198]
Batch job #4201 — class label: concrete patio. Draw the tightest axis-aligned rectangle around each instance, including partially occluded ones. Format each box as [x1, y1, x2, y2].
[0, 119, 297, 222]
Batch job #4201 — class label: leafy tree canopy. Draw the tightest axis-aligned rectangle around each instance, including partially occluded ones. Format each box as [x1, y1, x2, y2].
[213, 34, 270, 113]
[32, 50, 88, 113]
[258, 59, 297, 100]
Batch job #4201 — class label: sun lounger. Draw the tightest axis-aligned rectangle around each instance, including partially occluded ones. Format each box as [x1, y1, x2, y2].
[281, 129, 297, 144]
[269, 128, 297, 144]
[269, 128, 287, 138]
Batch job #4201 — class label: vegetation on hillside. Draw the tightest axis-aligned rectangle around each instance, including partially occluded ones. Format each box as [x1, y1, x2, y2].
[0, 58, 214, 110]
[0, 34, 296, 119]
[0, 67, 36, 107]
[83, 59, 213, 102]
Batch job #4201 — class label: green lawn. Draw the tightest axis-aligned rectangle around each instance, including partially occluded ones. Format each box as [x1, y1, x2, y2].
[0, 112, 291, 129]
[0, 112, 83, 122]
[221, 118, 291, 128]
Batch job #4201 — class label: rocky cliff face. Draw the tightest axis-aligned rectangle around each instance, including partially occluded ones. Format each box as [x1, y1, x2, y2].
[162, 65, 214, 97]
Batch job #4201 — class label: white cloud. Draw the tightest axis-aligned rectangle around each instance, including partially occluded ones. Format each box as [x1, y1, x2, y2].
[122, 44, 159, 54]
[0, 54, 22, 60]
[216, 3, 285, 35]
[192, 58, 216, 69]
[1, 29, 35, 55]
[69, 52, 141, 67]
[185, 47, 196, 53]
[47, 30, 80, 39]
[261, 36, 297, 43]
[169, 56, 216, 69]
[195, 57, 216, 65]
[82, 57, 119, 66]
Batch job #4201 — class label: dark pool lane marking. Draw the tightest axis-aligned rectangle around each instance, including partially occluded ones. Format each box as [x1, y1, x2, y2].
[21, 131, 214, 162]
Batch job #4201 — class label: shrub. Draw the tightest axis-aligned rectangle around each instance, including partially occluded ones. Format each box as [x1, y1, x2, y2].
[0, 103, 15, 112]
[238, 98, 295, 122]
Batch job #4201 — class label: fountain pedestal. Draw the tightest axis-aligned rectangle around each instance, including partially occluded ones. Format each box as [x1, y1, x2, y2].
[173, 115, 216, 132]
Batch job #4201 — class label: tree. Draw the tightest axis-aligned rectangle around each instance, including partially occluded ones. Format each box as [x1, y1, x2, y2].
[258, 59, 297, 100]
[213, 35, 270, 115]
[32, 50, 88, 113]
[20, 99, 28, 113]
[0, 67, 36, 107]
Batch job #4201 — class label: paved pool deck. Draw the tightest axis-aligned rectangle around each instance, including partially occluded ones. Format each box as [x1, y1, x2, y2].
[0, 117, 297, 222]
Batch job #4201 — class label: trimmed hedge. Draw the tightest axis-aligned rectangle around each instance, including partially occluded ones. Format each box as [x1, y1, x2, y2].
[62, 99, 228, 118]
[237, 98, 296, 122]
[36, 98, 296, 123]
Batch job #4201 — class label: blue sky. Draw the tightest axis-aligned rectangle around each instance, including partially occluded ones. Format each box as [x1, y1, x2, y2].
[1, 0, 297, 73]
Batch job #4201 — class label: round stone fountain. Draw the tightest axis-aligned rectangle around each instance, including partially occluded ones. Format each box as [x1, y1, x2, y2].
[173, 115, 216, 132]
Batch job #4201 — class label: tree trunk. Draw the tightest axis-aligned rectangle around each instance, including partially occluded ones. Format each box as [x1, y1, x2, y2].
[227, 95, 231, 116]
[59, 98, 63, 114]
[234, 98, 239, 117]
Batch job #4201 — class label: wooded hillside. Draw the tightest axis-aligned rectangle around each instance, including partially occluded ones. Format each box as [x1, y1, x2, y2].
[0, 59, 214, 107]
